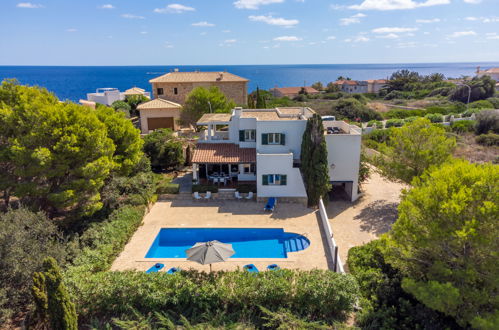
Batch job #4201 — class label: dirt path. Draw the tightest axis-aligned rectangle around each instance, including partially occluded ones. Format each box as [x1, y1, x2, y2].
[326, 168, 407, 270]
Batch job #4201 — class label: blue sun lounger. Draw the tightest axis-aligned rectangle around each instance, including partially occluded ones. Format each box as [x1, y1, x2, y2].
[243, 264, 259, 273]
[267, 264, 280, 271]
[167, 267, 181, 275]
[264, 197, 276, 212]
[146, 263, 164, 273]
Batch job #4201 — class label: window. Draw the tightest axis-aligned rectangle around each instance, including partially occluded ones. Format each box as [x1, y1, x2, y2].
[243, 164, 256, 174]
[262, 174, 287, 186]
[268, 133, 281, 145]
[173, 87, 178, 95]
[157, 88, 164, 95]
[244, 130, 256, 142]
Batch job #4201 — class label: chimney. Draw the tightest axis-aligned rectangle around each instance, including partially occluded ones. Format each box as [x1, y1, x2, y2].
[234, 107, 242, 117]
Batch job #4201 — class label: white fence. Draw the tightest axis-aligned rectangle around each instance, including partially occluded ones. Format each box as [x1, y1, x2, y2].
[318, 198, 345, 273]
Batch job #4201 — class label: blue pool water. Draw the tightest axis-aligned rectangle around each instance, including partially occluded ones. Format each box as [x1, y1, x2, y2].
[145, 228, 310, 259]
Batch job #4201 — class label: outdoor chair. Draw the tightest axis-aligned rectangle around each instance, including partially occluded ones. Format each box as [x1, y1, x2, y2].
[267, 264, 281, 271]
[193, 191, 202, 200]
[245, 191, 254, 200]
[146, 263, 164, 274]
[166, 267, 181, 275]
[264, 197, 276, 212]
[235, 191, 243, 200]
[243, 264, 259, 273]
[204, 191, 212, 199]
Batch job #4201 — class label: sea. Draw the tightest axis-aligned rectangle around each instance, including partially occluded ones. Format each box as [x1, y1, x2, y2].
[1, 63, 498, 102]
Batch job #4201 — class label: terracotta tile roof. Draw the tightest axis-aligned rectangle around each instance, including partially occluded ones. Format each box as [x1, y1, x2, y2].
[366, 79, 387, 84]
[137, 98, 182, 110]
[271, 86, 319, 94]
[334, 80, 358, 85]
[197, 113, 232, 124]
[484, 68, 499, 73]
[124, 87, 146, 95]
[149, 71, 249, 83]
[192, 143, 256, 164]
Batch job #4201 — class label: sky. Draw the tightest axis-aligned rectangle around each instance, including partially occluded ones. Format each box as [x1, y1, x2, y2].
[0, 0, 498, 65]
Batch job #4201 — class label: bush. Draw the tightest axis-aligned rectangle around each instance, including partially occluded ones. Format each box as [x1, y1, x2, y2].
[322, 92, 345, 100]
[100, 172, 156, 210]
[156, 182, 180, 194]
[330, 98, 382, 122]
[476, 133, 499, 146]
[424, 113, 443, 123]
[385, 118, 404, 127]
[364, 128, 394, 143]
[351, 93, 369, 104]
[236, 183, 256, 193]
[451, 120, 475, 133]
[366, 120, 383, 128]
[403, 116, 419, 124]
[383, 108, 424, 119]
[469, 99, 494, 109]
[143, 129, 185, 170]
[475, 110, 499, 134]
[486, 97, 499, 108]
[192, 184, 218, 193]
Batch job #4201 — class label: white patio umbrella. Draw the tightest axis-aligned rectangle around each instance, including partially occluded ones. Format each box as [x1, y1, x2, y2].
[185, 240, 235, 272]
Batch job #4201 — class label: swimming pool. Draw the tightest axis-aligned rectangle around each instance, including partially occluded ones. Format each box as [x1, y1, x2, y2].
[145, 228, 310, 259]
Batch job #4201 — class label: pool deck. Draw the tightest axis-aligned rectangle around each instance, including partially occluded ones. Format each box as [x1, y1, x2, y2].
[111, 199, 333, 272]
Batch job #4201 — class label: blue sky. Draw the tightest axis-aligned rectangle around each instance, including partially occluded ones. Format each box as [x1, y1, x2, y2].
[0, 0, 498, 65]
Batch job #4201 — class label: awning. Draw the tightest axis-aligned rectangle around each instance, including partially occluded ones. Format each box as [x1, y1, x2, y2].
[192, 143, 256, 164]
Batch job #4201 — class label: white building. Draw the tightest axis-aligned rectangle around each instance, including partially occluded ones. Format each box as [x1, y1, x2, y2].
[85, 87, 150, 106]
[191, 107, 361, 203]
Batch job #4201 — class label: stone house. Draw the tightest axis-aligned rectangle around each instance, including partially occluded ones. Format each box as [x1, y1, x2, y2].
[149, 70, 249, 105]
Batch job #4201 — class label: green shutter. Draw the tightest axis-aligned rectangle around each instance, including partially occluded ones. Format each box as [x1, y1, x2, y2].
[280, 175, 287, 185]
[280, 133, 286, 145]
[239, 130, 245, 142]
[262, 175, 268, 185]
[262, 133, 268, 145]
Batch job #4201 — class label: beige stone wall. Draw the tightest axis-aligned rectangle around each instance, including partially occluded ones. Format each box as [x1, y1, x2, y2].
[139, 108, 181, 134]
[152, 81, 247, 105]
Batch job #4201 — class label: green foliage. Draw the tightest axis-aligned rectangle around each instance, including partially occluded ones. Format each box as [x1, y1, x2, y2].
[358, 154, 371, 186]
[0, 81, 115, 216]
[0, 208, 69, 322]
[386, 160, 499, 328]
[375, 118, 456, 183]
[181, 86, 236, 126]
[100, 172, 157, 210]
[469, 99, 494, 109]
[254, 86, 267, 108]
[385, 118, 404, 127]
[330, 98, 382, 122]
[366, 120, 382, 128]
[192, 184, 219, 193]
[322, 92, 344, 100]
[364, 128, 394, 143]
[156, 182, 180, 194]
[475, 110, 499, 134]
[311, 81, 324, 91]
[383, 108, 424, 119]
[325, 82, 340, 93]
[143, 129, 185, 170]
[486, 97, 499, 108]
[476, 133, 499, 146]
[125, 94, 148, 111]
[424, 113, 443, 123]
[300, 114, 330, 207]
[449, 76, 496, 103]
[451, 120, 476, 133]
[347, 240, 459, 329]
[111, 100, 131, 117]
[95, 105, 144, 176]
[32, 257, 78, 330]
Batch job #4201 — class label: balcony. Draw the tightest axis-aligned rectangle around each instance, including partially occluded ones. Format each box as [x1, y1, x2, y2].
[198, 130, 230, 142]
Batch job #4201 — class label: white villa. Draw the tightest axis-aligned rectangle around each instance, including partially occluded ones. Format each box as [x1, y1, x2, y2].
[85, 87, 151, 106]
[191, 107, 361, 203]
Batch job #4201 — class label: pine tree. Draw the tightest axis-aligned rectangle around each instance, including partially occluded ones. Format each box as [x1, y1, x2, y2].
[300, 114, 330, 207]
[32, 257, 78, 330]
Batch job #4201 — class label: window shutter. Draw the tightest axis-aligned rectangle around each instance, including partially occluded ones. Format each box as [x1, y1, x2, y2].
[262, 175, 268, 185]
[239, 130, 245, 142]
[280, 175, 287, 185]
[280, 133, 286, 145]
[262, 133, 268, 145]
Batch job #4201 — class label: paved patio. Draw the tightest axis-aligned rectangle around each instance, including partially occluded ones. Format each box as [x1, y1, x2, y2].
[112, 199, 333, 272]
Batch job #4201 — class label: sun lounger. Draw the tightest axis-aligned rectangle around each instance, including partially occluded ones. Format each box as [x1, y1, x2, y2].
[245, 191, 254, 200]
[146, 263, 164, 273]
[204, 191, 212, 199]
[193, 191, 202, 200]
[243, 264, 259, 273]
[264, 197, 276, 211]
[166, 267, 181, 275]
[267, 264, 280, 271]
[235, 191, 243, 200]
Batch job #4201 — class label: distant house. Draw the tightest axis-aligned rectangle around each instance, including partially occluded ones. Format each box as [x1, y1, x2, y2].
[270, 86, 320, 98]
[366, 79, 388, 93]
[334, 80, 368, 94]
[149, 70, 249, 105]
[137, 98, 182, 134]
[85, 87, 150, 106]
[476, 67, 499, 81]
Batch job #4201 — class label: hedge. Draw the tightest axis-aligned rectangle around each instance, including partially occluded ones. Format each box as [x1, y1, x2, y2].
[385, 119, 404, 128]
[156, 182, 180, 194]
[237, 183, 256, 193]
[476, 133, 499, 146]
[192, 184, 219, 193]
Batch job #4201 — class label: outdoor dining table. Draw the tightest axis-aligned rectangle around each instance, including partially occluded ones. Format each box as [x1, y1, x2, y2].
[208, 175, 230, 185]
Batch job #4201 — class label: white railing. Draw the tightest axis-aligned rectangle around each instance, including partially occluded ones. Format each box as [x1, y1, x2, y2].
[318, 198, 345, 273]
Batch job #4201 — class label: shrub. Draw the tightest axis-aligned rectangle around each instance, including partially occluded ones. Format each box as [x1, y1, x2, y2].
[486, 97, 499, 109]
[351, 93, 369, 104]
[363, 139, 379, 150]
[476, 133, 499, 146]
[322, 92, 345, 100]
[366, 120, 383, 128]
[143, 129, 185, 170]
[237, 183, 256, 193]
[475, 110, 499, 134]
[385, 119, 404, 128]
[330, 98, 382, 122]
[156, 182, 180, 194]
[424, 113, 443, 123]
[100, 172, 156, 210]
[365, 128, 394, 143]
[383, 108, 424, 119]
[403, 116, 419, 124]
[469, 100, 494, 109]
[451, 120, 475, 133]
[192, 184, 218, 193]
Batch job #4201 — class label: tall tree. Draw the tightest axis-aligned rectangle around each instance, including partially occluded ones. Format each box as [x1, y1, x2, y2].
[143, 129, 184, 171]
[311, 81, 324, 91]
[449, 75, 496, 103]
[255, 87, 267, 108]
[32, 257, 78, 330]
[300, 114, 330, 207]
[375, 118, 456, 184]
[180, 86, 235, 126]
[0, 81, 115, 216]
[386, 160, 499, 328]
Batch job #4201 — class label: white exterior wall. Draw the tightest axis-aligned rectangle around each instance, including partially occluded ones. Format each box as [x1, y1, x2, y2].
[256, 120, 306, 159]
[87, 90, 124, 106]
[237, 118, 257, 148]
[256, 153, 307, 198]
[325, 131, 361, 201]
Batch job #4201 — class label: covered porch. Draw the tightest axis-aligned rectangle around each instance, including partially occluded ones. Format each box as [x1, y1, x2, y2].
[191, 143, 257, 186]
